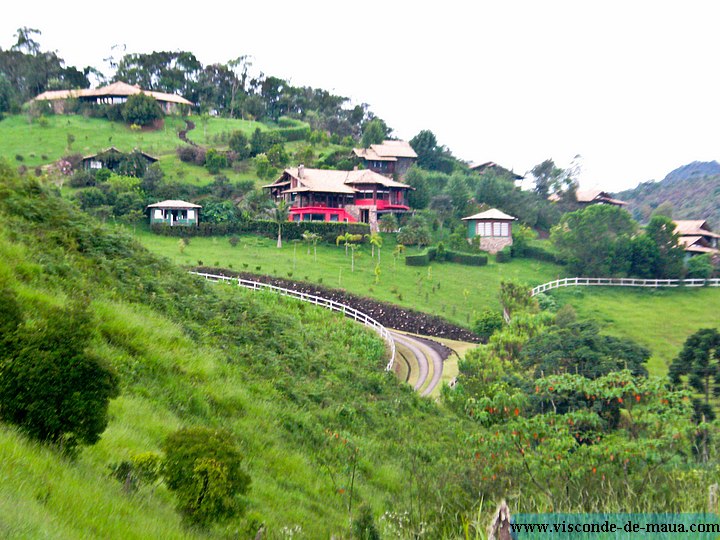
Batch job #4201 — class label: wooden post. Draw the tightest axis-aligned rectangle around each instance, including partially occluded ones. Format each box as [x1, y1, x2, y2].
[487, 500, 512, 540]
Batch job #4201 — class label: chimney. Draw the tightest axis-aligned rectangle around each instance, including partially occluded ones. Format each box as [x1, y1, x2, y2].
[298, 164, 304, 179]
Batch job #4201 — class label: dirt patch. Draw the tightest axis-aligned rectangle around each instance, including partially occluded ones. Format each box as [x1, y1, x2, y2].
[178, 120, 197, 146]
[195, 267, 482, 343]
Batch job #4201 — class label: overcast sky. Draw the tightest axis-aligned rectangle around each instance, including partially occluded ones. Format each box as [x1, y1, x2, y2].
[3, 1, 720, 192]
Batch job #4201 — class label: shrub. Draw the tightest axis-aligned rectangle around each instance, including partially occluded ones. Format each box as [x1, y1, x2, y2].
[473, 310, 504, 341]
[122, 93, 163, 126]
[0, 299, 119, 453]
[204, 148, 228, 174]
[496, 247, 512, 263]
[69, 169, 96, 188]
[405, 252, 430, 266]
[163, 427, 251, 526]
[445, 250, 488, 266]
[686, 254, 714, 280]
[228, 130, 251, 160]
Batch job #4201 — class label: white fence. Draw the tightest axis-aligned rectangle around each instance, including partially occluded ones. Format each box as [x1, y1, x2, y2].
[190, 272, 396, 371]
[531, 277, 720, 296]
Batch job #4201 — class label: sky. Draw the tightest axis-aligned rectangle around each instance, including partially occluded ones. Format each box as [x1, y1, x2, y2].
[3, 0, 720, 192]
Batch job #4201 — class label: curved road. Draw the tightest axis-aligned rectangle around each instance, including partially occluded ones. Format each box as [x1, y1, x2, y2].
[391, 331, 444, 397]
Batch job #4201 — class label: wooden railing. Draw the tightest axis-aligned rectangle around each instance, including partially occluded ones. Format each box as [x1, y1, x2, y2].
[531, 277, 720, 296]
[190, 271, 396, 371]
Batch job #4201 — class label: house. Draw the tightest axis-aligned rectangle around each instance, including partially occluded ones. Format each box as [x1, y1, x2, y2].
[469, 161, 524, 181]
[462, 208, 516, 254]
[549, 188, 628, 207]
[264, 165, 411, 231]
[673, 220, 720, 257]
[353, 140, 417, 179]
[82, 147, 158, 176]
[147, 200, 201, 226]
[33, 81, 193, 114]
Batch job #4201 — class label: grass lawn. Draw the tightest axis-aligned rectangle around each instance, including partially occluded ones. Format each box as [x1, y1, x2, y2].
[0, 114, 189, 166]
[549, 286, 720, 376]
[131, 227, 564, 328]
[183, 115, 268, 146]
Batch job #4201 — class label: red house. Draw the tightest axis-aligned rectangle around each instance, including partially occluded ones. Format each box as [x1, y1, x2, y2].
[264, 166, 411, 231]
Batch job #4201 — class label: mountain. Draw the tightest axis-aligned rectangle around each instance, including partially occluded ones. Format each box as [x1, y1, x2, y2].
[618, 161, 720, 227]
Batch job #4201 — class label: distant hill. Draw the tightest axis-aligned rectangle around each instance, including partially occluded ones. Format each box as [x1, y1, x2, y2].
[618, 161, 720, 228]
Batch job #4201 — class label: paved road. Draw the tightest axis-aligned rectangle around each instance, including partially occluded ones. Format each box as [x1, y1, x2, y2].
[391, 331, 444, 397]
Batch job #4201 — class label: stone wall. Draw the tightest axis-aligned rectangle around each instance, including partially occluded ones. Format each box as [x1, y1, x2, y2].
[476, 236, 513, 254]
[345, 205, 379, 232]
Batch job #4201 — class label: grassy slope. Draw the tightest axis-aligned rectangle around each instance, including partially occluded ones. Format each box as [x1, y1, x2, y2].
[133, 229, 564, 327]
[0, 174, 480, 538]
[549, 286, 720, 376]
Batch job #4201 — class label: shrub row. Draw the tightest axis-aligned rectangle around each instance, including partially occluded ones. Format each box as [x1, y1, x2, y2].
[511, 243, 562, 264]
[150, 220, 370, 243]
[405, 246, 488, 267]
[273, 126, 311, 142]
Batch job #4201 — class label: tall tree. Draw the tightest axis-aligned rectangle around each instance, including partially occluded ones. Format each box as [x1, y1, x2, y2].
[669, 328, 720, 415]
[360, 118, 389, 148]
[550, 204, 636, 276]
[644, 215, 684, 278]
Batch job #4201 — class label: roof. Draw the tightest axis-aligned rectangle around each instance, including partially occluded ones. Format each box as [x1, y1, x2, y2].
[462, 209, 516, 221]
[575, 189, 628, 206]
[353, 140, 418, 161]
[146, 200, 202, 209]
[266, 167, 411, 195]
[673, 220, 720, 238]
[468, 161, 524, 180]
[34, 81, 193, 106]
[82, 146, 158, 162]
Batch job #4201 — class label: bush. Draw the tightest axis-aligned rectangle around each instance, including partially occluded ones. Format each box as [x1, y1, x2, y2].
[473, 310, 504, 340]
[686, 254, 714, 280]
[228, 130, 251, 160]
[122, 93, 163, 126]
[405, 252, 430, 266]
[162, 427, 251, 526]
[176, 145, 206, 166]
[445, 250, 488, 266]
[204, 148, 229, 174]
[0, 299, 119, 453]
[69, 169, 96, 188]
[496, 247, 512, 263]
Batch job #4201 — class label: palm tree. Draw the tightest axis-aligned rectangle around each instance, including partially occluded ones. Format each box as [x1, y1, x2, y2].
[367, 233, 383, 261]
[336, 232, 352, 256]
[265, 200, 290, 248]
[302, 231, 321, 261]
[392, 244, 406, 269]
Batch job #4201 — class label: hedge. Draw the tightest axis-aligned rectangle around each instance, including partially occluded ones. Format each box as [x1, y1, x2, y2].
[445, 250, 488, 266]
[150, 220, 370, 243]
[513, 244, 562, 264]
[405, 252, 431, 266]
[404, 247, 488, 267]
[273, 126, 311, 142]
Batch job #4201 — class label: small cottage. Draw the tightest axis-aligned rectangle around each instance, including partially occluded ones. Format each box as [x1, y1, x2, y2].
[462, 209, 516, 253]
[82, 147, 158, 176]
[147, 200, 201, 226]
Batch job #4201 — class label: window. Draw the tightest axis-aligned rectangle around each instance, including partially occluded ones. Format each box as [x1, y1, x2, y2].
[476, 222, 492, 236]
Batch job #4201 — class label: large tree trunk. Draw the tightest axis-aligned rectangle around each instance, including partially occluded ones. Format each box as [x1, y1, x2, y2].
[277, 227, 282, 248]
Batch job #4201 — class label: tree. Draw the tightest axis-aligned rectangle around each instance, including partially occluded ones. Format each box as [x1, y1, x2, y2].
[669, 328, 720, 413]
[378, 213, 398, 233]
[163, 427, 251, 526]
[360, 118, 388, 148]
[302, 230, 321, 261]
[473, 310, 504, 341]
[367, 232, 383, 260]
[0, 300, 119, 453]
[228, 130, 251, 160]
[121, 93, 163, 126]
[265, 199, 290, 247]
[409, 129, 455, 172]
[686, 253, 714, 280]
[644, 215, 684, 278]
[550, 205, 636, 276]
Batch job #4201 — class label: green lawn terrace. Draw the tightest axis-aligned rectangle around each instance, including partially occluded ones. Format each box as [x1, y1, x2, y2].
[133, 228, 564, 328]
[0, 114, 268, 167]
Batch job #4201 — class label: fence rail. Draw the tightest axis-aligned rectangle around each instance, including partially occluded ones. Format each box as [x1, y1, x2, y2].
[531, 277, 720, 296]
[190, 272, 395, 371]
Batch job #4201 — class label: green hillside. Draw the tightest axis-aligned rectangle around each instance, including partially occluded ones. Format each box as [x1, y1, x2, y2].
[0, 167, 483, 538]
[548, 286, 720, 376]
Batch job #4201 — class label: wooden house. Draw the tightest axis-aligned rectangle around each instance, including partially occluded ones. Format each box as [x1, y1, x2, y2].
[673, 220, 720, 257]
[33, 81, 193, 114]
[82, 147, 158, 176]
[550, 188, 628, 207]
[147, 200, 201, 227]
[264, 165, 411, 231]
[353, 140, 417, 179]
[462, 209, 516, 253]
[469, 161, 524, 181]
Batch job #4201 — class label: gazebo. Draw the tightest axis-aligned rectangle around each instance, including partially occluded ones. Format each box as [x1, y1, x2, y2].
[147, 200, 201, 227]
[462, 208, 516, 253]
